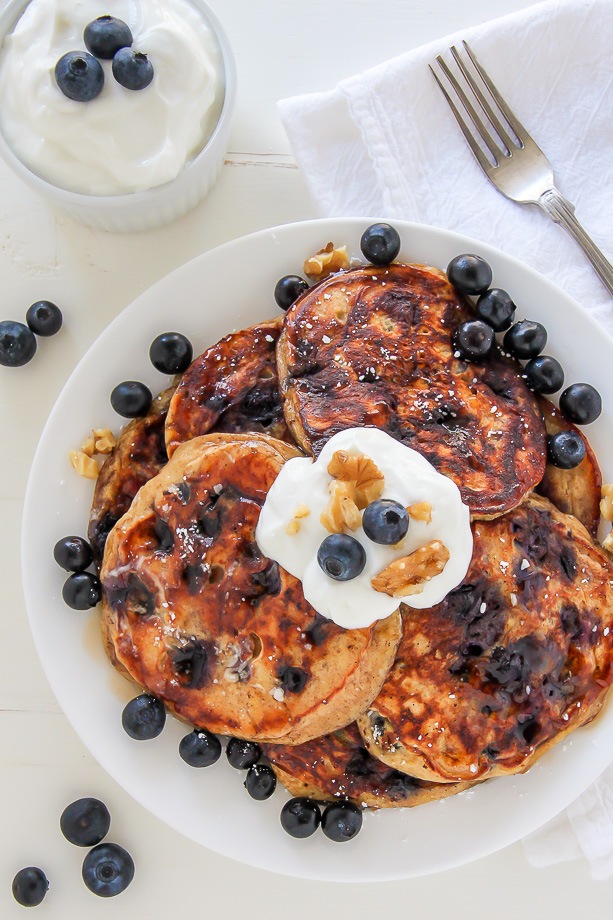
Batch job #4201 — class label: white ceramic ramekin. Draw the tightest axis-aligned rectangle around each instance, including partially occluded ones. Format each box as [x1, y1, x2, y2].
[0, 0, 236, 233]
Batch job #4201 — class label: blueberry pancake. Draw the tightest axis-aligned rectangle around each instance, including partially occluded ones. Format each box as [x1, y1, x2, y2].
[263, 722, 474, 809]
[165, 318, 291, 458]
[358, 494, 613, 783]
[100, 433, 402, 744]
[276, 263, 546, 518]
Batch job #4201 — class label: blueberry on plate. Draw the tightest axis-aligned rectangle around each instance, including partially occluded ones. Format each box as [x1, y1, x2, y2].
[446, 254, 492, 294]
[26, 300, 63, 337]
[149, 332, 193, 375]
[54, 535, 93, 573]
[55, 51, 104, 102]
[84, 16, 133, 59]
[360, 223, 401, 266]
[244, 764, 277, 801]
[475, 288, 516, 331]
[317, 533, 366, 581]
[362, 499, 409, 545]
[12, 867, 49, 907]
[122, 694, 166, 740]
[179, 729, 222, 767]
[559, 383, 602, 425]
[226, 737, 261, 770]
[547, 431, 586, 469]
[454, 319, 494, 362]
[274, 275, 309, 311]
[321, 801, 363, 842]
[110, 381, 152, 418]
[280, 797, 321, 838]
[0, 320, 37, 367]
[82, 843, 134, 898]
[112, 48, 154, 91]
[523, 355, 564, 394]
[60, 797, 111, 847]
[503, 320, 547, 360]
[62, 572, 102, 609]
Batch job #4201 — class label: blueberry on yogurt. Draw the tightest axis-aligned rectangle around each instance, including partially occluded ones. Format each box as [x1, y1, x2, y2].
[55, 51, 104, 102]
[84, 16, 133, 60]
[317, 534, 366, 581]
[112, 48, 154, 91]
[362, 499, 409, 545]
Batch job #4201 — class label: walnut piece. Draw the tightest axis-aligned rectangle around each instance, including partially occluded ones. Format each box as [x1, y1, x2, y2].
[320, 480, 362, 533]
[69, 449, 99, 480]
[93, 428, 117, 455]
[601, 484, 613, 522]
[286, 519, 300, 536]
[303, 241, 350, 280]
[407, 501, 432, 523]
[326, 450, 384, 509]
[371, 540, 450, 598]
[293, 504, 311, 519]
[81, 434, 96, 457]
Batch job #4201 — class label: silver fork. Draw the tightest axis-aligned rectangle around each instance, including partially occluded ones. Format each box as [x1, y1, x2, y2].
[430, 41, 613, 297]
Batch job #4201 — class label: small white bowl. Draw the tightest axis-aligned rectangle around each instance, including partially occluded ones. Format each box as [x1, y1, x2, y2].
[0, 0, 236, 233]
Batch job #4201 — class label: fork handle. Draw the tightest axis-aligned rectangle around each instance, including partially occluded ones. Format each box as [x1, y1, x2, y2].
[537, 188, 613, 297]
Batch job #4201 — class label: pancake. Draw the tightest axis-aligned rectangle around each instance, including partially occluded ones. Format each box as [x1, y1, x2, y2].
[100, 433, 402, 744]
[262, 722, 474, 809]
[276, 263, 546, 518]
[165, 318, 291, 458]
[358, 494, 613, 783]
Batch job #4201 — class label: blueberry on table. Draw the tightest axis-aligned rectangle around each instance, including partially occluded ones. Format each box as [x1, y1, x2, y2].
[179, 729, 222, 767]
[547, 431, 586, 469]
[112, 48, 154, 91]
[280, 798, 321, 838]
[26, 300, 63, 337]
[82, 843, 134, 897]
[226, 737, 261, 770]
[84, 16, 133, 60]
[360, 223, 401, 266]
[362, 499, 409, 545]
[0, 320, 37, 367]
[559, 383, 602, 425]
[274, 275, 309, 311]
[55, 52, 104, 102]
[524, 355, 564, 394]
[475, 288, 516, 331]
[454, 319, 494, 362]
[60, 797, 111, 847]
[503, 320, 547, 360]
[150, 332, 193, 375]
[244, 764, 277, 801]
[62, 572, 102, 609]
[122, 694, 166, 740]
[110, 381, 152, 418]
[54, 535, 93, 573]
[446, 254, 492, 294]
[317, 533, 366, 581]
[321, 801, 363, 842]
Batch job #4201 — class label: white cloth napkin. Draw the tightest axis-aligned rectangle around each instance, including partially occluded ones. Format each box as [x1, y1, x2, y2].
[277, 0, 613, 880]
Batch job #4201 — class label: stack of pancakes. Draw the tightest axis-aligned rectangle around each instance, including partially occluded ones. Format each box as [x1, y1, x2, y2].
[93, 263, 613, 808]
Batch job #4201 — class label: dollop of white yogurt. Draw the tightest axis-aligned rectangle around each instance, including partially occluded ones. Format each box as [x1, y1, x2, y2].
[0, 0, 224, 195]
[256, 428, 473, 630]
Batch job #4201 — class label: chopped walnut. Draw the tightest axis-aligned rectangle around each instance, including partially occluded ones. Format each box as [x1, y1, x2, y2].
[601, 484, 613, 522]
[320, 480, 362, 534]
[326, 450, 384, 509]
[303, 241, 350, 280]
[93, 428, 116, 455]
[286, 519, 300, 536]
[81, 434, 96, 458]
[407, 501, 432, 523]
[293, 504, 311, 519]
[371, 540, 450, 598]
[69, 449, 99, 480]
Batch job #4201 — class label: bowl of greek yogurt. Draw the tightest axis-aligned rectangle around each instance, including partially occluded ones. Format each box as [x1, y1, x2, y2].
[0, 0, 236, 232]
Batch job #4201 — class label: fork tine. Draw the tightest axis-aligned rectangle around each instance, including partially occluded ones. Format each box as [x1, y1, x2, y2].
[449, 45, 516, 154]
[434, 55, 502, 163]
[429, 64, 494, 173]
[462, 41, 531, 147]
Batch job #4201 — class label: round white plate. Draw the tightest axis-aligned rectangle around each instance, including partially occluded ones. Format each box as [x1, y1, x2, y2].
[22, 218, 613, 881]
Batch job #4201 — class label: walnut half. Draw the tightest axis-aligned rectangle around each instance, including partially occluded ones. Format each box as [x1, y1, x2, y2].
[320, 480, 361, 534]
[371, 540, 450, 598]
[326, 450, 384, 509]
[303, 242, 350, 281]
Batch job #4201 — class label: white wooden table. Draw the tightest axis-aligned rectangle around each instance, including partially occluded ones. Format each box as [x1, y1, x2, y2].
[2, 0, 611, 915]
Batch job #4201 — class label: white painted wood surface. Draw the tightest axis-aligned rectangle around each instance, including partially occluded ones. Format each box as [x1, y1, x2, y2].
[2, 0, 611, 915]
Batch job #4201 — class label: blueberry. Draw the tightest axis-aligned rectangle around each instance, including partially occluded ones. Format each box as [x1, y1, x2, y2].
[244, 764, 277, 801]
[62, 572, 102, 609]
[317, 533, 366, 581]
[547, 431, 586, 469]
[54, 535, 93, 573]
[112, 48, 154, 91]
[280, 798, 321, 838]
[60, 797, 111, 847]
[475, 288, 516, 331]
[226, 737, 261, 770]
[362, 499, 409, 545]
[82, 843, 134, 898]
[503, 320, 547, 360]
[524, 356, 564, 395]
[26, 300, 63, 336]
[84, 16, 133, 60]
[0, 320, 37, 367]
[122, 694, 166, 740]
[321, 801, 363, 842]
[447, 254, 492, 294]
[55, 51, 104, 102]
[360, 223, 401, 266]
[559, 383, 602, 425]
[149, 332, 193, 375]
[179, 729, 222, 767]
[110, 381, 152, 418]
[12, 867, 48, 907]
[274, 275, 309, 311]
[454, 319, 494, 362]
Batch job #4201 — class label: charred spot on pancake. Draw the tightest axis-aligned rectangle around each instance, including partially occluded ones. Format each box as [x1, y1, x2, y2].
[345, 747, 373, 777]
[197, 490, 224, 538]
[516, 715, 541, 747]
[176, 481, 190, 503]
[449, 659, 472, 682]
[182, 562, 207, 595]
[248, 560, 281, 599]
[90, 511, 119, 562]
[107, 575, 155, 617]
[153, 516, 174, 553]
[385, 771, 420, 800]
[305, 613, 332, 646]
[208, 564, 225, 585]
[559, 545, 577, 581]
[278, 665, 309, 694]
[241, 386, 280, 425]
[171, 639, 211, 688]
[560, 604, 582, 640]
